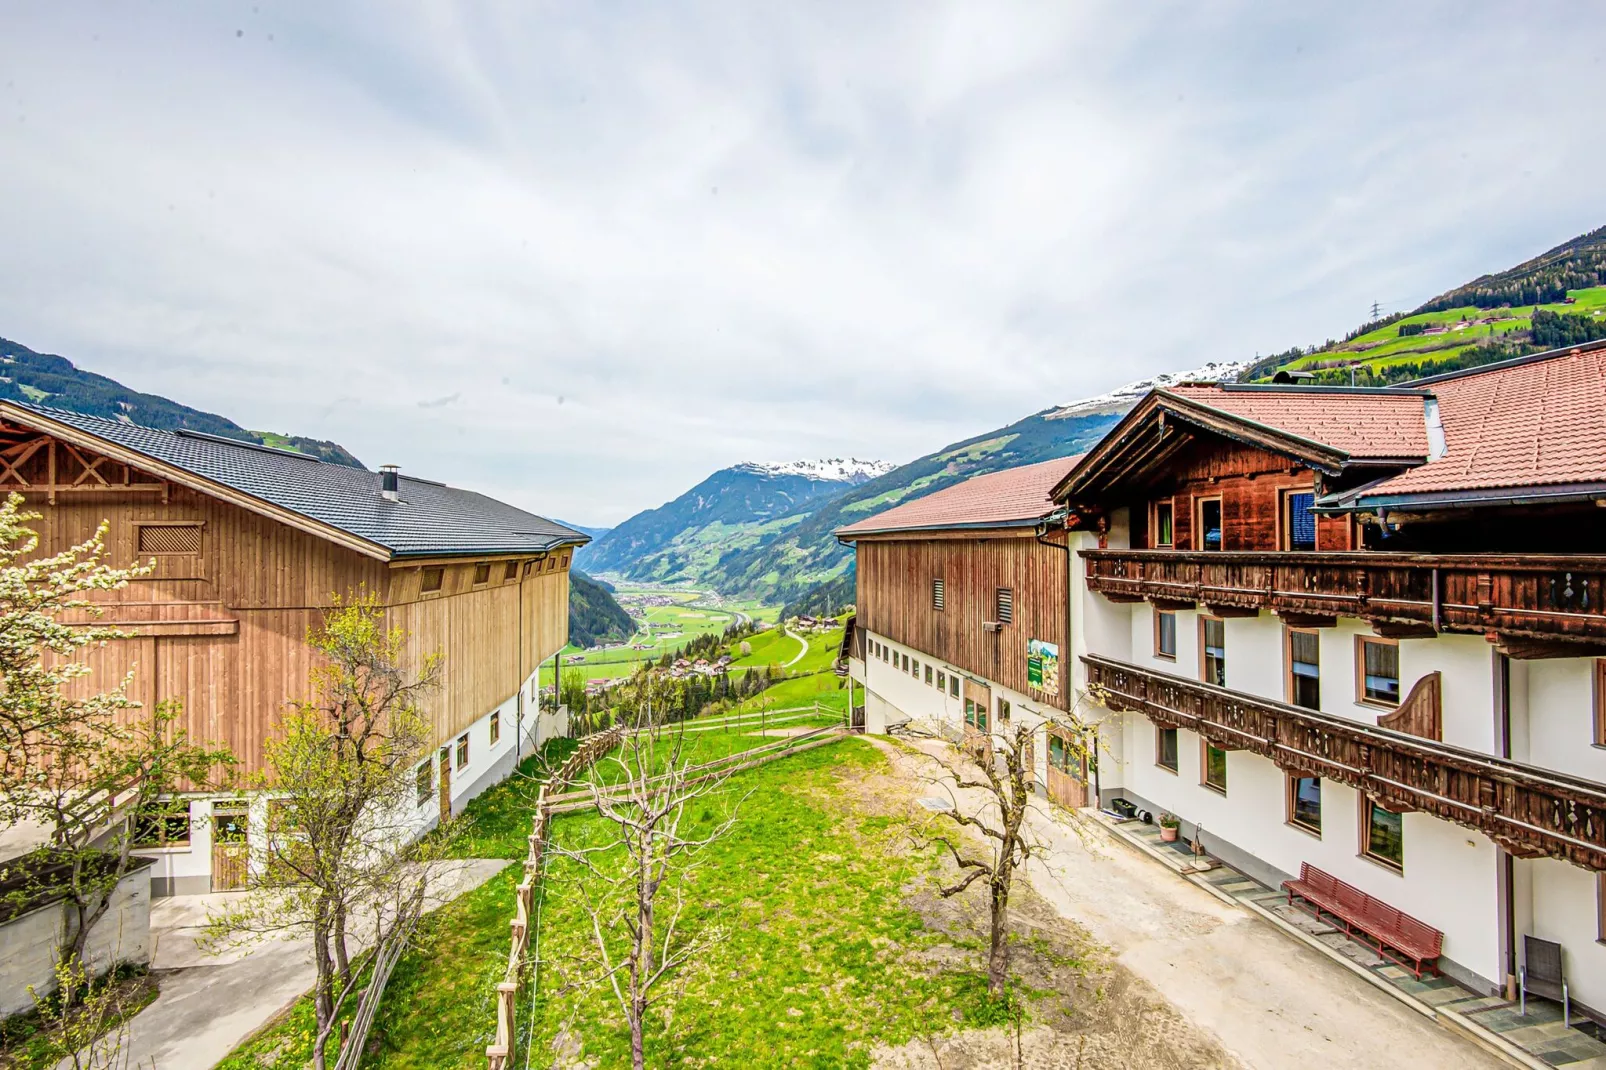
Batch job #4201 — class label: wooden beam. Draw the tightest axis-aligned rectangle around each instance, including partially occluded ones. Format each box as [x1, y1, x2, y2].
[1203, 603, 1259, 618]
[1151, 597, 1197, 612]
[1276, 611, 1337, 628]
[1494, 635, 1606, 660]
[1369, 619, 1438, 639]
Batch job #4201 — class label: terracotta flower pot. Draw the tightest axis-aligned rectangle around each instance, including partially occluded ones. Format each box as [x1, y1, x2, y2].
[1159, 825, 1179, 842]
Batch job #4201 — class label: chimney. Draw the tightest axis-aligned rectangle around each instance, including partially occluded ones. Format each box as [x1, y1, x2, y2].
[380, 464, 400, 502]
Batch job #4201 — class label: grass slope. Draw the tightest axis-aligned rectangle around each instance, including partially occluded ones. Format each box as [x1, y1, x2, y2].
[216, 739, 1012, 1070]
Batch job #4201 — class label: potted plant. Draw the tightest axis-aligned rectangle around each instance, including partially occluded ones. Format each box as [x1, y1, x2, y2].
[1158, 812, 1181, 843]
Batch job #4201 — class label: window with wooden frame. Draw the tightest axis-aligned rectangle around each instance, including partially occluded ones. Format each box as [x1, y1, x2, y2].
[490, 710, 501, 746]
[473, 562, 492, 585]
[1287, 775, 1322, 835]
[1199, 616, 1226, 686]
[995, 588, 1014, 625]
[902, 653, 910, 673]
[937, 670, 946, 692]
[421, 567, 445, 593]
[132, 801, 191, 848]
[997, 697, 1011, 723]
[1357, 636, 1401, 708]
[1196, 496, 1224, 551]
[1285, 628, 1321, 710]
[911, 658, 920, 677]
[1154, 610, 1177, 660]
[559, 551, 571, 568]
[924, 665, 933, 685]
[1156, 726, 1178, 772]
[416, 762, 433, 806]
[455, 733, 469, 770]
[504, 561, 519, 581]
[135, 521, 202, 555]
[1201, 740, 1227, 794]
[1152, 500, 1174, 548]
[949, 675, 960, 698]
[1593, 659, 1606, 746]
[1281, 489, 1317, 552]
[1362, 798, 1404, 871]
[932, 577, 945, 610]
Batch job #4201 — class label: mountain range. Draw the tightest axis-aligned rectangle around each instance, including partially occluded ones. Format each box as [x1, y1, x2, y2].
[596, 223, 1606, 613]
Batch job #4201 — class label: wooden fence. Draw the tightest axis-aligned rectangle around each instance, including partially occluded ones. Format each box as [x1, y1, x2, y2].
[484, 705, 848, 1069]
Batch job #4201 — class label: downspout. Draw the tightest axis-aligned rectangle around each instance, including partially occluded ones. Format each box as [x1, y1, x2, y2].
[1494, 652, 1516, 997]
[1035, 511, 1090, 802]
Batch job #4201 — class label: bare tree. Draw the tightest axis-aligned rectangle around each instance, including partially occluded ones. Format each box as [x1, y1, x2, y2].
[918, 691, 1099, 999]
[204, 591, 449, 1070]
[553, 709, 743, 1070]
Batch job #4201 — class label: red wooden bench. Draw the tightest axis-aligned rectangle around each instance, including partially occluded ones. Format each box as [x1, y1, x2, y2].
[1282, 862, 1443, 980]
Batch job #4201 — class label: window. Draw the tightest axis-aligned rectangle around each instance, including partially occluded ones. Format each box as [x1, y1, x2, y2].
[1155, 611, 1177, 660]
[925, 665, 933, 685]
[932, 577, 945, 610]
[504, 561, 519, 581]
[1288, 776, 1321, 834]
[1202, 741, 1227, 793]
[1197, 497, 1223, 551]
[473, 563, 491, 585]
[136, 523, 201, 555]
[911, 659, 920, 677]
[1283, 490, 1317, 551]
[132, 801, 191, 848]
[1358, 637, 1401, 707]
[416, 762, 433, 806]
[995, 588, 1014, 625]
[937, 670, 946, 691]
[1156, 727, 1178, 772]
[455, 733, 469, 769]
[902, 653, 910, 673]
[1200, 617, 1226, 686]
[421, 567, 444, 593]
[1363, 799, 1404, 870]
[1153, 501, 1174, 547]
[490, 710, 501, 746]
[997, 697, 1011, 723]
[964, 699, 975, 727]
[1048, 732, 1081, 775]
[1597, 660, 1606, 747]
[949, 675, 960, 698]
[975, 700, 988, 732]
[1286, 629, 1320, 710]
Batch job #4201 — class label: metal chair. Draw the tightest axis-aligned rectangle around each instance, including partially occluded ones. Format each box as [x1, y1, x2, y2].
[1520, 935, 1570, 1028]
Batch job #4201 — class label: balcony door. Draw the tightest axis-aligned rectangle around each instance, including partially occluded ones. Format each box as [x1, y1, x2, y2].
[1282, 489, 1317, 551]
[1197, 497, 1223, 551]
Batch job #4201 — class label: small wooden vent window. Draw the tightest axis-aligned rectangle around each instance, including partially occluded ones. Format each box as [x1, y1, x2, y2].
[504, 561, 519, 581]
[490, 710, 501, 746]
[473, 563, 492, 585]
[137, 524, 201, 555]
[995, 588, 1014, 625]
[421, 567, 444, 593]
[932, 578, 945, 611]
[1595, 660, 1606, 747]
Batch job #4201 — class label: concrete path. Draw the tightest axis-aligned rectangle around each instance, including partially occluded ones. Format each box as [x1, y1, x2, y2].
[879, 738, 1503, 1070]
[118, 859, 510, 1070]
[782, 627, 809, 667]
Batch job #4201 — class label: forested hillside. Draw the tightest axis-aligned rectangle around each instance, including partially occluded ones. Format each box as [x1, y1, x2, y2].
[568, 570, 634, 648]
[0, 335, 365, 467]
[1252, 224, 1606, 387]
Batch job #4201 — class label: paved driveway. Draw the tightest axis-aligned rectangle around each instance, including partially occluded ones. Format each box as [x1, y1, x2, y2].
[120, 859, 510, 1070]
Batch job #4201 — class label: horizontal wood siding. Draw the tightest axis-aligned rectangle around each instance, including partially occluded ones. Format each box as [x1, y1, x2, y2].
[857, 533, 1069, 709]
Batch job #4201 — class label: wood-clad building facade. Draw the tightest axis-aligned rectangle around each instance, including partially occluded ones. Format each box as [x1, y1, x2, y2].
[0, 402, 585, 894]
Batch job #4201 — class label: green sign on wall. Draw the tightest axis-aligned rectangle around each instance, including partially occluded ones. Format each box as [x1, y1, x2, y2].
[1027, 638, 1060, 697]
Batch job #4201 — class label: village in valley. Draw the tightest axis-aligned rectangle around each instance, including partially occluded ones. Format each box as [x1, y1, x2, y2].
[6, 9, 1606, 1070]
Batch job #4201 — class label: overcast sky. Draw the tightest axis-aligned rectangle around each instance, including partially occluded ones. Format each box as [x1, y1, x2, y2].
[1, 4, 1603, 525]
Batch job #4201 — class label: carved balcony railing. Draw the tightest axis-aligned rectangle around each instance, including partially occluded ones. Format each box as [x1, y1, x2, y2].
[1082, 549, 1606, 643]
[1082, 654, 1606, 869]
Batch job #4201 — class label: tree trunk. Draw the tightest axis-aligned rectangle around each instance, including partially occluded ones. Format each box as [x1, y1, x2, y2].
[333, 901, 351, 989]
[988, 872, 1012, 998]
[311, 902, 335, 1070]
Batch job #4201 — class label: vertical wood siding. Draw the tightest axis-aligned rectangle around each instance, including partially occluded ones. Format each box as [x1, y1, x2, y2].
[856, 532, 1070, 710]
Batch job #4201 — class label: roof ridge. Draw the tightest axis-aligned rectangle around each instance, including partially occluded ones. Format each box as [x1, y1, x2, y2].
[1403, 336, 1606, 387]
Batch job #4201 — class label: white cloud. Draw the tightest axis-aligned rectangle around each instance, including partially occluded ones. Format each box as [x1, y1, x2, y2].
[1, 2, 1604, 523]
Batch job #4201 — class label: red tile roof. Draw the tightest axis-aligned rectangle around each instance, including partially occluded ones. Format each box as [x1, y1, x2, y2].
[1165, 385, 1431, 460]
[837, 455, 1081, 537]
[1353, 346, 1606, 498]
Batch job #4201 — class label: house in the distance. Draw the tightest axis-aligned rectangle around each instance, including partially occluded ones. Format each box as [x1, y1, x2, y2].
[0, 402, 585, 896]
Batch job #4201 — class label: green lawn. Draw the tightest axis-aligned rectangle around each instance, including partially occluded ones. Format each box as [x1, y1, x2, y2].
[216, 739, 1026, 1070]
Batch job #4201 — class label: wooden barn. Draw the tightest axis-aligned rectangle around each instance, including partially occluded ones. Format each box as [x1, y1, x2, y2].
[0, 401, 585, 895]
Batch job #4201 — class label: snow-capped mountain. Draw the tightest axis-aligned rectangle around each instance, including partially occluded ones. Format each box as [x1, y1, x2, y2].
[1046, 360, 1251, 420]
[734, 458, 898, 481]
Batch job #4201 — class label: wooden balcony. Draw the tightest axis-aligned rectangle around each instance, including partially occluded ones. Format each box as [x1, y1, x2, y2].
[1083, 549, 1606, 646]
[1082, 654, 1606, 869]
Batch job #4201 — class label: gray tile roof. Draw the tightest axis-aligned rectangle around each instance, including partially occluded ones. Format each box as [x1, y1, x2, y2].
[13, 403, 586, 559]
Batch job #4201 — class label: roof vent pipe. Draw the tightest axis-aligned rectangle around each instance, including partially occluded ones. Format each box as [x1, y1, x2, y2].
[380, 464, 400, 502]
